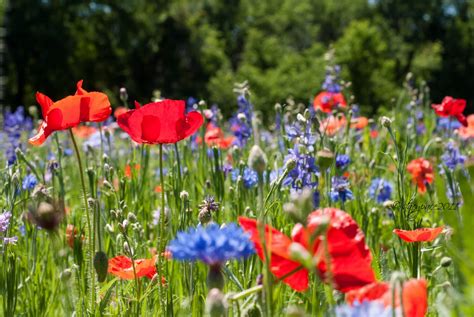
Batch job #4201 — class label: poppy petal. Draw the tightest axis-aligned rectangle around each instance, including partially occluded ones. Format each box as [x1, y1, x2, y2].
[238, 217, 309, 291]
[36, 92, 53, 118]
[393, 227, 444, 242]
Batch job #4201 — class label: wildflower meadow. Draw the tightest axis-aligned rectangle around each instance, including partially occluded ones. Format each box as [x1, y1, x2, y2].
[1, 62, 474, 316]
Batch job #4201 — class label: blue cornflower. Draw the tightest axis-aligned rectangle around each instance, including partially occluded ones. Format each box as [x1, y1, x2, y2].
[330, 176, 353, 202]
[231, 168, 258, 189]
[368, 178, 393, 203]
[335, 301, 393, 317]
[335, 154, 350, 169]
[0, 211, 18, 245]
[441, 142, 465, 171]
[22, 174, 37, 191]
[167, 223, 255, 265]
[286, 121, 316, 150]
[283, 146, 319, 190]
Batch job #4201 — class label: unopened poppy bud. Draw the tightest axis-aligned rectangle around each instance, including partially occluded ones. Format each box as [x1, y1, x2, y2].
[317, 149, 334, 170]
[93, 251, 108, 283]
[248, 145, 267, 174]
[30, 201, 63, 231]
[284, 158, 297, 172]
[289, 242, 312, 269]
[383, 200, 395, 208]
[440, 257, 452, 268]
[206, 288, 227, 317]
[206, 266, 225, 291]
[119, 87, 128, 102]
[127, 212, 137, 222]
[296, 113, 306, 123]
[123, 241, 132, 255]
[60, 268, 72, 281]
[87, 198, 96, 208]
[380, 116, 392, 128]
[105, 223, 114, 233]
[28, 105, 38, 117]
[286, 305, 306, 317]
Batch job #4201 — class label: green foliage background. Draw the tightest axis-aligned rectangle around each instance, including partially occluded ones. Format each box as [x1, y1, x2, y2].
[4, 0, 474, 115]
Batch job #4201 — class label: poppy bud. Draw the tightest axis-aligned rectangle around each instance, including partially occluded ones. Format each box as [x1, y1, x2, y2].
[119, 87, 127, 101]
[87, 198, 96, 208]
[206, 288, 227, 317]
[206, 265, 225, 291]
[289, 242, 313, 269]
[93, 251, 108, 282]
[60, 268, 72, 281]
[286, 305, 306, 317]
[123, 241, 132, 255]
[284, 158, 297, 172]
[380, 116, 392, 128]
[317, 149, 334, 170]
[296, 113, 306, 123]
[127, 212, 137, 223]
[248, 145, 267, 174]
[440, 257, 452, 268]
[180, 191, 189, 200]
[28, 201, 64, 231]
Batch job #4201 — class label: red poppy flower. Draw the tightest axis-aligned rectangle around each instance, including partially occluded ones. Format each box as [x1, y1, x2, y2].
[29, 80, 111, 146]
[114, 106, 128, 119]
[319, 115, 347, 136]
[117, 99, 203, 144]
[239, 207, 375, 293]
[198, 123, 235, 149]
[407, 158, 434, 193]
[238, 217, 309, 291]
[108, 255, 157, 280]
[313, 91, 347, 113]
[306, 208, 376, 292]
[350, 116, 369, 129]
[432, 96, 467, 127]
[457, 114, 474, 139]
[346, 279, 427, 317]
[66, 224, 81, 249]
[125, 164, 140, 179]
[393, 227, 444, 242]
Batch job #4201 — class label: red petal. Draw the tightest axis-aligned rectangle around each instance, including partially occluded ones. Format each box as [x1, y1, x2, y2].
[393, 227, 443, 242]
[307, 208, 376, 292]
[345, 282, 389, 304]
[36, 92, 53, 118]
[238, 217, 309, 291]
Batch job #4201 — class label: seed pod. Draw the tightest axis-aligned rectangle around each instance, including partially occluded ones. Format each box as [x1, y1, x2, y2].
[94, 251, 109, 283]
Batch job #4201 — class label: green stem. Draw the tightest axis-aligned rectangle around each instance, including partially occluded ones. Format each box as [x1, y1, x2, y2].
[158, 144, 167, 314]
[69, 129, 96, 313]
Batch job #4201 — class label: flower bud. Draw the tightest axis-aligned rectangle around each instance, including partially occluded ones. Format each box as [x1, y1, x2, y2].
[199, 210, 212, 225]
[93, 251, 108, 283]
[317, 149, 334, 170]
[248, 145, 267, 174]
[127, 212, 137, 223]
[206, 288, 227, 317]
[180, 191, 189, 200]
[207, 266, 224, 291]
[296, 113, 306, 123]
[60, 268, 72, 281]
[284, 158, 297, 171]
[380, 116, 392, 128]
[440, 257, 452, 268]
[119, 87, 128, 102]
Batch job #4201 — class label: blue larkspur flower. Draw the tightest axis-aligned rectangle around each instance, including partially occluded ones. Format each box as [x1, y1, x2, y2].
[231, 167, 258, 188]
[368, 178, 393, 203]
[283, 146, 319, 190]
[436, 117, 461, 131]
[22, 174, 37, 191]
[322, 65, 342, 93]
[229, 94, 253, 146]
[335, 301, 393, 317]
[0, 211, 18, 245]
[167, 223, 255, 265]
[441, 142, 465, 171]
[330, 176, 353, 202]
[2, 107, 33, 165]
[335, 154, 350, 169]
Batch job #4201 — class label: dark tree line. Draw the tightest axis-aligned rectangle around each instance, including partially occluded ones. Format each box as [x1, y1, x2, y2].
[4, 0, 474, 115]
